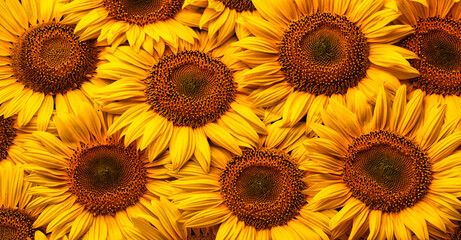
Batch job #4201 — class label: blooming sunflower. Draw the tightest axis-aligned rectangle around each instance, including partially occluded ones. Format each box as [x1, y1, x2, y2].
[184, 0, 261, 42]
[0, 161, 48, 240]
[304, 85, 461, 239]
[170, 120, 335, 240]
[60, 0, 203, 54]
[93, 31, 266, 172]
[395, 0, 461, 124]
[0, 0, 108, 130]
[234, 0, 419, 129]
[22, 103, 173, 240]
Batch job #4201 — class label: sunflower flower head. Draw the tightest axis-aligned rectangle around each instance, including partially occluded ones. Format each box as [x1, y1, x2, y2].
[304, 85, 461, 239]
[23, 103, 173, 239]
[169, 120, 335, 239]
[0, 0, 111, 130]
[234, 0, 419, 130]
[396, 0, 461, 125]
[93, 31, 266, 172]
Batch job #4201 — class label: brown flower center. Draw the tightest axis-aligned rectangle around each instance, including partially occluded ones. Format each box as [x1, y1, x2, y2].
[217, 0, 256, 12]
[220, 149, 306, 230]
[188, 233, 216, 240]
[11, 22, 98, 95]
[145, 50, 236, 128]
[399, 17, 461, 95]
[67, 139, 147, 215]
[0, 116, 16, 162]
[103, 0, 184, 26]
[343, 130, 432, 212]
[0, 208, 39, 240]
[278, 13, 369, 96]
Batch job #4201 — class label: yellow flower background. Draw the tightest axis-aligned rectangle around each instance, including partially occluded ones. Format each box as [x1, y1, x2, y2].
[1, 0, 461, 239]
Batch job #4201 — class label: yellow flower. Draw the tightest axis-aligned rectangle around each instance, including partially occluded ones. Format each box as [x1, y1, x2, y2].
[0, 0, 107, 130]
[185, 0, 261, 42]
[304, 85, 461, 239]
[170, 121, 335, 240]
[0, 161, 48, 240]
[23, 103, 173, 239]
[93, 31, 266, 172]
[60, 0, 204, 53]
[395, 0, 461, 125]
[234, 0, 419, 129]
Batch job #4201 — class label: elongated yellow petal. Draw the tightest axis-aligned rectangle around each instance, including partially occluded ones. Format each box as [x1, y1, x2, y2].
[185, 206, 231, 228]
[238, 15, 283, 40]
[428, 131, 461, 163]
[47, 205, 84, 237]
[193, 127, 211, 173]
[147, 122, 173, 161]
[216, 216, 239, 240]
[330, 198, 365, 230]
[367, 210, 382, 240]
[204, 123, 242, 155]
[170, 127, 196, 170]
[396, 89, 424, 136]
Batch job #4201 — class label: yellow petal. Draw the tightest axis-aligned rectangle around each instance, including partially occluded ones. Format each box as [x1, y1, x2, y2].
[396, 89, 424, 136]
[185, 206, 231, 228]
[204, 123, 242, 155]
[147, 122, 173, 161]
[193, 127, 211, 173]
[170, 127, 196, 170]
[36, 94, 54, 131]
[232, 37, 278, 54]
[428, 131, 461, 163]
[370, 86, 388, 131]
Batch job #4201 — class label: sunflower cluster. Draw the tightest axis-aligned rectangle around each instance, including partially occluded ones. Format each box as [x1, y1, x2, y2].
[2, 0, 461, 239]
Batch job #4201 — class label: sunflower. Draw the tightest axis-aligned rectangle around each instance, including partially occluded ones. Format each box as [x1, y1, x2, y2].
[22, 103, 173, 240]
[0, 0, 108, 130]
[184, 0, 261, 43]
[60, 0, 204, 54]
[395, 0, 461, 125]
[169, 120, 335, 240]
[304, 85, 461, 239]
[0, 161, 48, 240]
[234, 0, 419, 129]
[93, 31, 266, 172]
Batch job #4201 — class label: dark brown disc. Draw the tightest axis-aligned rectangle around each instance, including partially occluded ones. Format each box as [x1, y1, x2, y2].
[220, 149, 306, 230]
[0, 116, 16, 162]
[11, 23, 98, 95]
[217, 0, 256, 12]
[278, 13, 369, 96]
[399, 17, 461, 96]
[67, 139, 147, 215]
[0, 208, 38, 240]
[343, 130, 432, 212]
[103, 0, 184, 26]
[145, 50, 236, 128]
